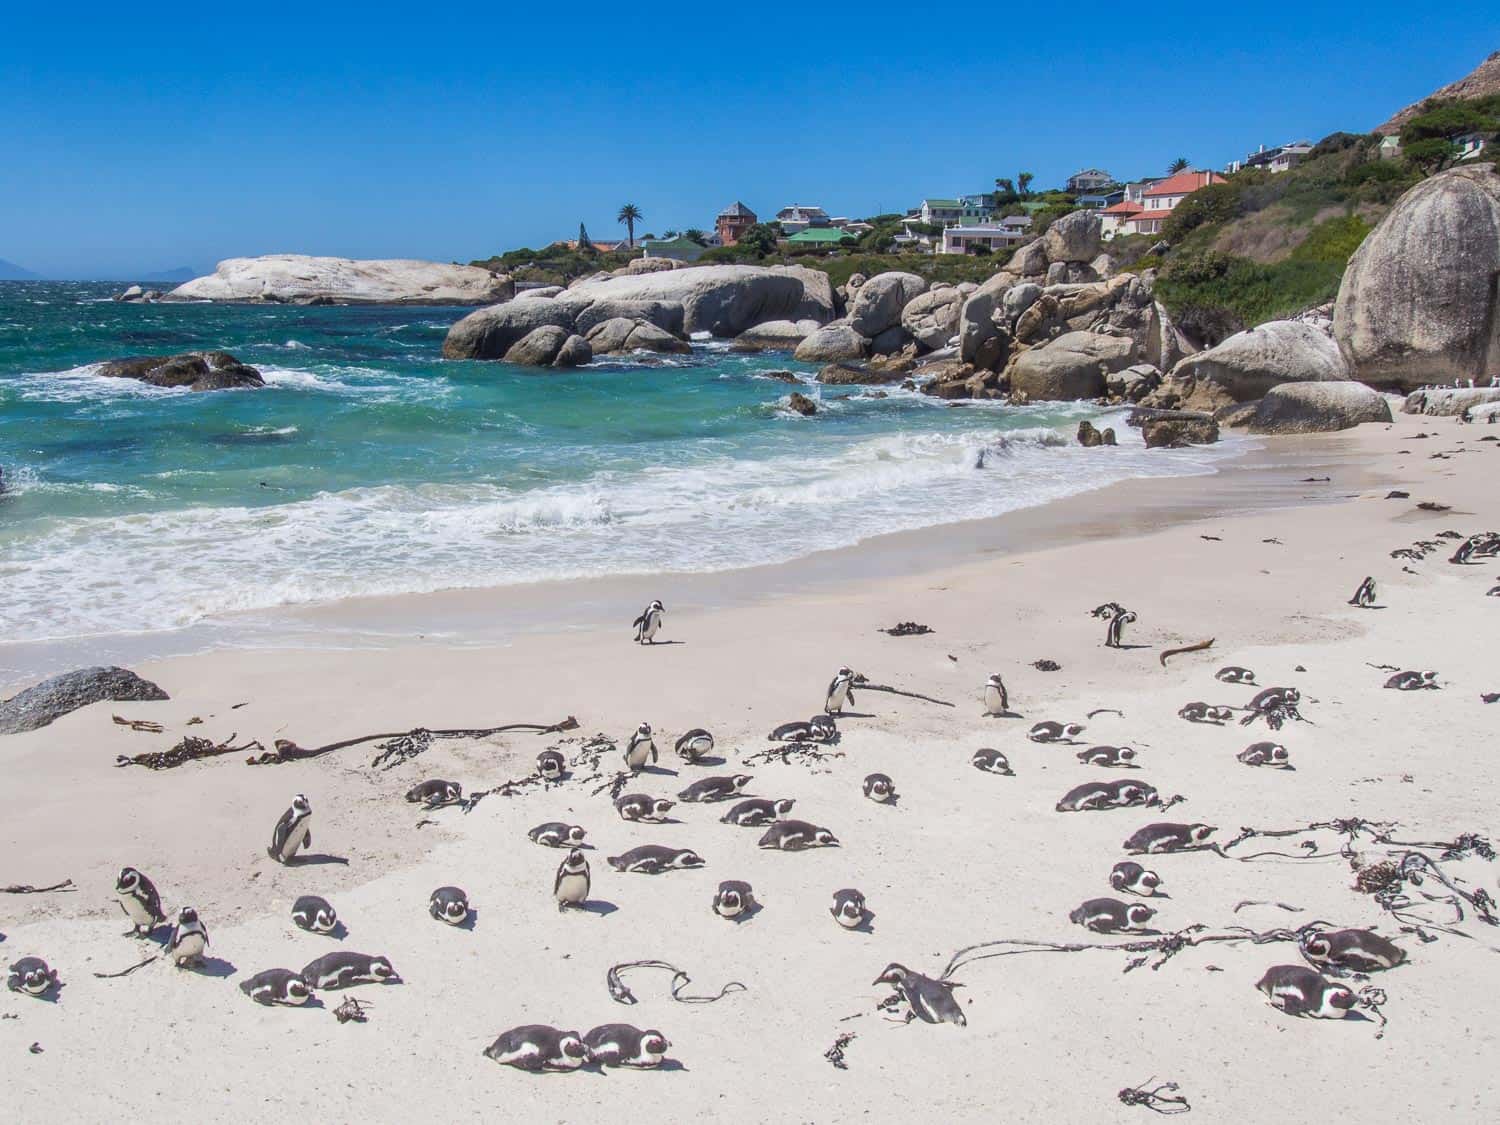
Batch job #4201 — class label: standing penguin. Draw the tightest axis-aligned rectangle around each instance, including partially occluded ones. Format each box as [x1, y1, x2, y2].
[983, 674, 1009, 717]
[1091, 602, 1137, 648]
[872, 963, 965, 1026]
[1348, 576, 1377, 608]
[114, 867, 165, 938]
[164, 907, 210, 968]
[825, 667, 857, 715]
[267, 794, 313, 864]
[623, 723, 658, 771]
[633, 600, 665, 644]
[554, 849, 591, 911]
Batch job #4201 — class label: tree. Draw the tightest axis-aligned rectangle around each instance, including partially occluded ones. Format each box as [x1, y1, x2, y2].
[1168, 157, 1191, 174]
[736, 223, 779, 257]
[617, 203, 644, 248]
[683, 228, 709, 246]
[1017, 172, 1034, 198]
[577, 223, 594, 253]
[994, 177, 1017, 204]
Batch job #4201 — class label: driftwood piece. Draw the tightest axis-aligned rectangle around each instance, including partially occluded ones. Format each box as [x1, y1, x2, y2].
[1159, 638, 1214, 667]
[245, 716, 580, 767]
[1, 879, 75, 895]
[93, 955, 158, 979]
[117, 733, 262, 771]
[851, 676, 954, 708]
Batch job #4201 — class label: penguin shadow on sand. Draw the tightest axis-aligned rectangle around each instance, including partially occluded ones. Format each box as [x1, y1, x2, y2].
[283, 852, 350, 868]
[446, 907, 479, 933]
[171, 953, 238, 979]
[685, 755, 727, 768]
[575, 899, 620, 917]
[843, 911, 877, 935]
[295, 921, 350, 941]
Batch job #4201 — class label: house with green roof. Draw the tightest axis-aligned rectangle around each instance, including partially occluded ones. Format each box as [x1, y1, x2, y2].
[639, 234, 709, 262]
[784, 227, 853, 248]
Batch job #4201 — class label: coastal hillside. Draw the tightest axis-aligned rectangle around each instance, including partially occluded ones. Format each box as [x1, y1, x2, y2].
[1377, 50, 1500, 133]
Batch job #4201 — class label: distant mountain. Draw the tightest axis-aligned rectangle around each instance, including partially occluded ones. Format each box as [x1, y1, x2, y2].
[1376, 50, 1500, 134]
[0, 258, 39, 280]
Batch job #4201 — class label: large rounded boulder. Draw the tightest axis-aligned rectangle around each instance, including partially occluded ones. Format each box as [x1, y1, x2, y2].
[1334, 165, 1500, 392]
[1042, 209, 1103, 264]
[848, 272, 928, 337]
[901, 286, 963, 349]
[442, 300, 577, 360]
[794, 323, 871, 363]
[1009, 331, 1135, 401]
[1248, 382, 1393, 433]
[1168, 320, 1349, 401]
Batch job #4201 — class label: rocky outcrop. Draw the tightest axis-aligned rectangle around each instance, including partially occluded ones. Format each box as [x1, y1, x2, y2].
[0, 666, 168, 736]
[1248, 382, 1393, 433]
[1140, 412, 1220, 448]
[848, 272, 927, 337]
[96, 351, 265, 391]
[958, 272, 1017, 368]
[1402, 386, 1500, 415]
[442, 300, 577, 360]
[901, 286, 964, 349]
[561, 298, 686, 338]
[1106, 363, 1162, 403]
[1008, 240, 1048, 278]
[786, 391, 818, 416]
[794, 324, 870, 363]
[817, 362, 908, 386]
[168, 255, 514, 306]
[515, 285, 565, 300]
[113, 285, 163, 303]
[559, 264, 836, 336]
[1333, 165, 1500, 392]
[1042, 209, 1104, 265]
[1008, 331, 1135, 401]
[586, 318, 691, 355]
[731, 319, 822, 352]
[1144, 319, 1350, 414]
[503, 325, 592, 368]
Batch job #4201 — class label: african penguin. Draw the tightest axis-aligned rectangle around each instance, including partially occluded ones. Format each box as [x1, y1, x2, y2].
[484, 1025, 588, 1071]
[1110, 861, 1162, 897]
[404, 779, 462, 807]
[983, 674, 1009, 716]
[1299, 928, 1406, 974]
[768, 715, 837, 743]
[1123, 822, 1217, 854]
[1076, 745, 1137, 768]
[674, 728, 715, 762]
[1238, 742, 1292, 768]
[239, 968, 314, 1007]
[862, 773, 897, 803]
[971, 748, 1014, 775]
[614, 793, 675, 822]
[623, 723, 658, 771]
[872, 963, 965, 1026]
[758, 820, 838, 851]
[291, 894, 339, 935]
[114, 866, 165, 937]
[1028, 721, 1084, 743]
[607, 845, 705, 873]
[536, 750, 567, 781]
[830, 888, 868, 929]
[1069, 898, 1156, 933]
[6, 957, 59, 997]
[528, 822, 587, 848]
[267, 793, 313, 864]
[429, 886, 470, 926]
[719, 797, 795, 826]
[1055, 780, 1120, 812]
[554, 849, 591, 910]
[1240, 686, 1301, 727]
[1178, 702, 1234, 723]
[1384, 670, 1439, 690]
[678, 774, 752, 802]
[1348, 576, 1377, 608]
[632, 600, 665, 644]
[825, 666, 857, 715]
[299, 951, 400, 990]
[1215, 666, 1257, 684]
[1255, 965, 1356, 1019]
[584, 1024, 672, 1069]
[712, 880, 757, 920]
[164, 907, 210, 968]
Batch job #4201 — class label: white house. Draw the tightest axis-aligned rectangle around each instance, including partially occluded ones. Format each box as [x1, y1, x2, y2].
[1066, 168, 1114, 193]
[1236, 140, 1314, 174]
[774, 205, 830, 234]
[1119, 170, 1226, 236]
[1456, 132, 1488, 161]
[1377, 135, 1403, 161]
[941, 224, 1029, 255]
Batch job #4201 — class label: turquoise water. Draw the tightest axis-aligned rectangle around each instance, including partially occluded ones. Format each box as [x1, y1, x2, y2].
[0, 281, 1233, 645]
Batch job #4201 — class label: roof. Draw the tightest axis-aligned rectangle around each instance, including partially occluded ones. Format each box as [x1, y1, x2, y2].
[922, 198, 963, 209]
[786, 228, 853, 243]
[643, 236, 704, 250]
[777, 205, 827, 217]
[1070, 168, 1111, 177]
[1101, 200, 1144, 215]
[717, 201, 756, 219]
[1144, 170, 1227, 197]
[944, 225, 1020, 236]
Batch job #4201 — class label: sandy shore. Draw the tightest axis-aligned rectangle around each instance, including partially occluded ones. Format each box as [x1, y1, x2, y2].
[3, 412, 1499, 1121]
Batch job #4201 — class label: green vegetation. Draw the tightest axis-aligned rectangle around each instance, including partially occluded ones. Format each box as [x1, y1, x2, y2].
[469, 244, 634, 286]
[616, 203, 643, 249]
[1168, 156, 1191, 174]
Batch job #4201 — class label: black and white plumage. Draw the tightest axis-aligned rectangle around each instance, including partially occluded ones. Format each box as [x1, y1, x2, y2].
[1110, 861, 1162, 897]
[584, 1024, 671, 1069]
[862, 773, 897, 803]
[615, 793, 675, 822]
[623, 723, 658, 771]
[1239, 686, 1302, 728]
[1178, 701, 1235, 723]
[971, 748, 1014, 776]
[528, 822, 587, 848]
[719, 797, 795, 826]
[678, 774, 751, 802]
[983, 673, 1009, 716]
[429, 886, 470, 926]
[1384, 670, 1439, 691]
[607, 845, 705, 873]
[6, 957, 59, 997]
[484, 1025, 588, 1071]
[632, 599, 665, 644]
[830, 888, 868, 929]
[1091, 602, 1137, 648]
[758, 820, 838, 850]
[1215, 666, 1257, 684]
[1238, 742, 1292, 768]
[291, 895, 339, 935]
[712, 880, 757, 919]
[1300, 928, 1406, 974]
[1028, 721, 1084, 743]
[674, 728, 715, 762]
[1057, 779, 1156, 812]
[1076, 745, 1137, 768]
[114, 866, 165, 937]
[1123, 822, 1217, 854]
[1069, 897, 1155, 933]
[299, 951, 400, 990]
[239, 968, 314, 1007]
[1450, 534, 1499, 565]
[554, 849, 591, 910]
[404, 779, 462, 807]
[1255, 965, 1356, 1019]
[536, 750, 567, 781]
[267, 793, 313, 864]
[872, 963, 965, 1026]
[164, 906, 210, 968]
[769, 715, 838, 743]
[1348, 576, 1377, 607]
[825, 666, 857, 714]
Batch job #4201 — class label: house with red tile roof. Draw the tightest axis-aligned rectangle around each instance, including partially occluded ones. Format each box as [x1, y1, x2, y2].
[1119, 170, 1227, 236]
[1099, 199, 1144, 240]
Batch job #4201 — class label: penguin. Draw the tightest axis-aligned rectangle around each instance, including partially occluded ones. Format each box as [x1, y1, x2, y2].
[1299, 928, 1407, 974]
[6, 957, 59, 997]
[825, 666, 857, 714]
[404, 779, 462, 807]
[267, 793, 313, 864]
[830, 888, 868, 929]
[113, 866, 165, 937]
[484, 1025, 588, 1071]
[291, 894, 339, 935]
[983, 673, 1009, 716]
[299, 951, 400, 990]
[1239, 686, 1302, 727]
[1110, 860, 1162, 897]
[1178, 702, 1234, 723]
[584, 1024, 672, 1069]
[1348, 576, 1377, 608]
[1028, 721, 1084, 743]
[720, 797, 795, 826]
[428, 886, 470, 926]
[758, 820, 838, 850]
[1076, 745, 1137, 768]
[1112, 780, 1159, 807]
[615, 794, 675, 822]
[1450, 535, 1485, 564]
[971, 748, 1014, 775]
[769, 715, 837, 743]
[678, 774, 752, 802]
[1238, 742, 1292, 768]
[712, 880, 757, 920]
[1069, 898, 1156, 933]
[1055, 780, 1120, 812]
[536, 750, 567, 781]
[862, 773, 897, 803]
[632, 600, 665, 644]
[164, 906, 210, 968]
[607, 845, 705, 873]
[1091, 602, 1136, 648]
[239, 968, 315, 1007]
[1215, 666, 1257, 684]
[1255, 965, 1356, 1019]
[623, 723, 658, 771]
[1385, 670, 1439, 690]
[528, 822, 586, 848]
[1123, 822, 1217, 854]
[674, 728, 715, 763]
[554, 849, 591, 910]
[871, 963, 965, 1026]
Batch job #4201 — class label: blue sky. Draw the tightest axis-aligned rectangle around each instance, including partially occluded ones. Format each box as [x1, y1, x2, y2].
[2, 4, 1497, 278]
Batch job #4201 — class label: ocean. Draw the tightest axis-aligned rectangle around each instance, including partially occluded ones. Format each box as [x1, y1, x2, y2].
[0, 281, 1237, 653]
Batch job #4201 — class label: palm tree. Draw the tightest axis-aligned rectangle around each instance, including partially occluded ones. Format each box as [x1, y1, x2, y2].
[683, 228, 709, 246]
[617, 203, 643, 249]
[1017, 171, 1034, 198]
[1168, 157, 1191, 174]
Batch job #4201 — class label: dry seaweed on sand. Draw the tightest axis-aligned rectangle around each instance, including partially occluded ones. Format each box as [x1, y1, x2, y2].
[606, 960, 747, 1005]
[1119, 1078, 1191, 1115]
[116, 733, 263, 771]
[111, 715, 164, 733]
[1159, 639, 1213, 667]
[334, 996, 371, 1023]
[243, 716, 580, 768]
[824, 1032, 857, 1069]
[880, 622, 933, 636]
[850, 674, 954, 707]
[1, 879, 75, 895]
[744, 743, 846, 769]
[92, 955, 158, 979]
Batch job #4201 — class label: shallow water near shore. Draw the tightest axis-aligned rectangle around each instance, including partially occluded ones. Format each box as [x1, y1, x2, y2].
[0, 280, 1246, 671]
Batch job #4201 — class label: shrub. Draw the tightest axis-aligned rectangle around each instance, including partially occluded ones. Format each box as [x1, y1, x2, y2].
[1163, 183, 1243, 240]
